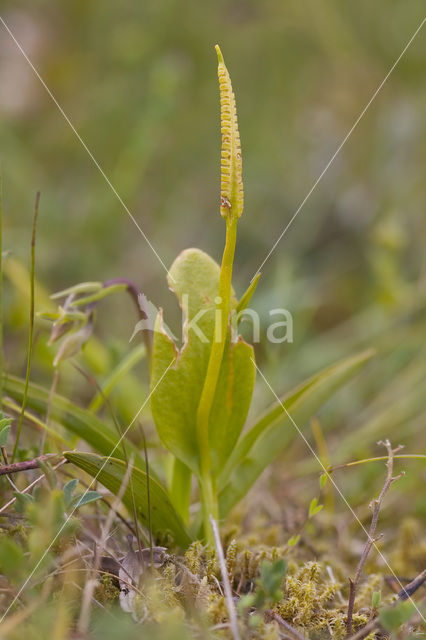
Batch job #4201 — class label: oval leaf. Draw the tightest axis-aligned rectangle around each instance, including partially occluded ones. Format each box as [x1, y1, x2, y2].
[218, 349, 374, 516]
[64, 451, 191, 548]
[150, 248, 255, 476]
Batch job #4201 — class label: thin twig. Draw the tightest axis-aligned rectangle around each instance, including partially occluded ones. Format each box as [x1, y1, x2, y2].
[59, 466, 140, 540]
[102, 278, 153, 364]
[1, 444, 19, 491]
[141, 426, 153, 566]
[39, 368, 59, 455]
[0, 579, 51, 636]
[0, 458, 67, 514]
[329, 453, 426, 473]
[71, 361, 146, 554]
[348, 616, 381, 640]
[51, 566, 145, 600]
[210, 515, 241, 640]
[0, 453, 64, 476]
[346, 440, 404, 635]
[73, 534, 145, 593]
[77, 454, 134, 635]
[269, 611, 308, 640]
[348, 567, 426, 640]
[12, 191, 40, 461]
[0, 174, 4, 405]
[2, 396, 70, 447]
[398, 568, 426, 601]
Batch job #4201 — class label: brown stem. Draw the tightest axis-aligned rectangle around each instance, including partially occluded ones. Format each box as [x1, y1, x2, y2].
[398, 568, 426, 601]
[0, 458, 67, 516]
[346, 440, 404, 635]
[268, 611, 308, 640]
[103, 278, 152, 363]
[348, 567, 426, 640]
[0, 454, 64, 476]
[1, 446, 19, 491]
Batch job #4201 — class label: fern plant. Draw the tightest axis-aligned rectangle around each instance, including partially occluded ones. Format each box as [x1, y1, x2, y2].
[3, 46, 373, 546]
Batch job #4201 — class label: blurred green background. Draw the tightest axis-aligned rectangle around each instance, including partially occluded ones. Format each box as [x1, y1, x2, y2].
[1, 1, 426, 510]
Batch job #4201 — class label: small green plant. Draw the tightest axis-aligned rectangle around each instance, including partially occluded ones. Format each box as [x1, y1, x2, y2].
[238, 559, 287, 626]
[0, 411, 12, 447]
[2, 46, 373, 548]
[379, 600, 417, 632]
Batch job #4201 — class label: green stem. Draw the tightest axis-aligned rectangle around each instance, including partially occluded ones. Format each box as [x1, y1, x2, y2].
[0, 175, 3, 408]
[12, 193, 39, 462]
[196, 217, 237, 543]
[200, 473, 218, 543]
[170, 457, 192, 525]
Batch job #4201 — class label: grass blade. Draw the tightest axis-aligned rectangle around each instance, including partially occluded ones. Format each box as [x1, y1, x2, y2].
[12, 193, 40, 461]
[88, 344, 146, 412]
[3, 374, 152, 476]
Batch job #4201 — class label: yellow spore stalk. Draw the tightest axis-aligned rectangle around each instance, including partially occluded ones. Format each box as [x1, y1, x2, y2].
[216, 45, 244, 219]
[196, 45, 244, 543]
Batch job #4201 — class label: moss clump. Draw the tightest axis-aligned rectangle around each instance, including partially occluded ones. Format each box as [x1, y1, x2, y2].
[95, 574, 120, 606]
[390, 517, 426, 575]
[275, 561, 339, 630]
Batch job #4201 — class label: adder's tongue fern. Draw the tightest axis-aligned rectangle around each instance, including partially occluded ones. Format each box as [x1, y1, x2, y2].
[196, 45, 244, 543]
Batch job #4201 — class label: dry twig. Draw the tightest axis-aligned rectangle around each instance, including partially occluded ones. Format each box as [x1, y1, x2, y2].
[0, 458, 67, 514]
[398, 568, 426, 601]
[210, 515, 241, 640]
[76, 455, 134, 635]
[346, 440, 404, 635]
[0, 453, 63, 476]
[269, 611, 308, 640]
[348, 567, 426, 640]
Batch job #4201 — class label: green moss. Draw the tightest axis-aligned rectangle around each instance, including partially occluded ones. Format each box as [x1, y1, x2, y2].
[95, 574, 120, 606]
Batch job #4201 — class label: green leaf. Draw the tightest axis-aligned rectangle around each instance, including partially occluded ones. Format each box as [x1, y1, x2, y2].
[308, 497, 323, 518]
[0, 422, 11, 447]
[2, 397, 71, 447]
[51, 281, 102, 299]
[64, 451, 191, 548]
[38, 460, 57, 490]
[371, 590, 382, 608]
[218, 349, 374, 516]
[63, 478, 78, 507]
[71, 491, 101, 509]
[13, 492, 34, 513]
[150, 248, 255, 476]
[3, 375, 150, 476]
[240, 560, 287, 610]
[236, 273, 261, 314]
[0, 538, 25, 581]
[379, 600, 416, 631]
[0, 412, 12, 428]
[70, 283, 127, 307]
[258, 559, 286, 603]
[287, 534, 300, 547]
